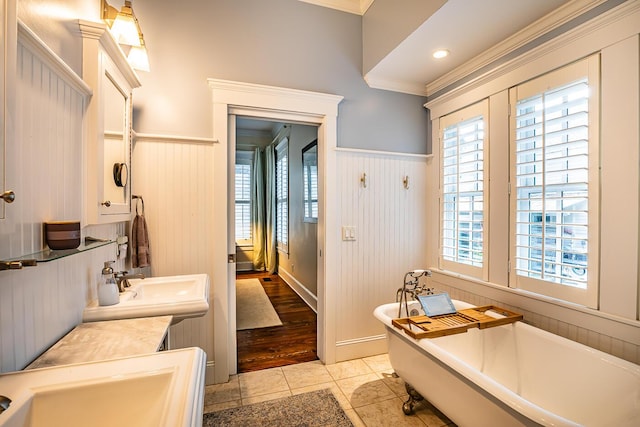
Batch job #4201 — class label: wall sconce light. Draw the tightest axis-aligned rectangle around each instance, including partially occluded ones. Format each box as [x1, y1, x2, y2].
[102, 0, 150, 71]
[127, 34, 150, 72]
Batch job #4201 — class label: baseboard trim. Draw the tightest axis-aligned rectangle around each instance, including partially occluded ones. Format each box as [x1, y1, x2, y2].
[278, 267, 318, 313]
[335, 334, 388, 362]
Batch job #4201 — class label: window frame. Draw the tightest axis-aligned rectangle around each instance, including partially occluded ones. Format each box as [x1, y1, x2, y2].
[508, 55, 600, 308]
[235, 150, 253, 246]
[275, 138, 289, 254]
[439, 99, 490, 281]
[302, 140, 318, 223]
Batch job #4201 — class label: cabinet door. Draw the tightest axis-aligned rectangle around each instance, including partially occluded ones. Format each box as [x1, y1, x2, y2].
[100, 60, 132, 216]
[79, 20, 140, 225]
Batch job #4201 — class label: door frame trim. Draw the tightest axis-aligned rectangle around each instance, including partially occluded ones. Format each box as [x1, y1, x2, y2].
[208, 79, 343, 383]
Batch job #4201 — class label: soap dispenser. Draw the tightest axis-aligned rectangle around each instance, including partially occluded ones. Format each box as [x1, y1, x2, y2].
[98, 261, 119, 306]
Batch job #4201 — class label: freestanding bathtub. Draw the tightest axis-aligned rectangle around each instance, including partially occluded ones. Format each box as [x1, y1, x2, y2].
[374, 300, 640, 427]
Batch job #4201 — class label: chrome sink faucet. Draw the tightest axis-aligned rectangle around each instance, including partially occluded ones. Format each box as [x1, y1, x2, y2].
[0, 395, 10, 414]
[114, 271, 145, 292]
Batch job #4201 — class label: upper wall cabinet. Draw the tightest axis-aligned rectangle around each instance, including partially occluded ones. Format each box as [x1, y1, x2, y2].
[0, 0, 16, 219]
[79, 20, 141, 225]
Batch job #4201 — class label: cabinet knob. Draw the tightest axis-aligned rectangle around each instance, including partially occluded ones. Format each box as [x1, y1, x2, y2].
[101, 200, 111, 207]
[1, 190, 15, 203]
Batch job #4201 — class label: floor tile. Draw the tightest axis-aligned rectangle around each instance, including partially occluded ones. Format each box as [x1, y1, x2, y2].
[377, 370, 408, 397]
[238, 367, 289, 397]
[326, 358, 374, 380]
[413, 400, 455, 427]
[354, 397, 426, 427]
[336, 373, 396, 408]
[203, 399, 241, 414]
[204, 375, 240, 405]
[242, 390, 292, 405]
[344, 408, 367, 427]
[202, 353, 454, 427]
[281, 360, 334, 388]
[362, 353, 393, 372]
[290, 382, 352, 410]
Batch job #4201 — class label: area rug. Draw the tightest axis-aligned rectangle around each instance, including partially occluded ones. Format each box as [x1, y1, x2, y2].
[203, 388, 353, 427]
[236, 278, 283, 330]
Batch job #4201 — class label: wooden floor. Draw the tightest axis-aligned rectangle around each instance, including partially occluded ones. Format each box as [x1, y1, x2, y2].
[236, 271, 317, 373]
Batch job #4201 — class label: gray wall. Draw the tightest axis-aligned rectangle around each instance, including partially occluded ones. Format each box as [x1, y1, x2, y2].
[362, 0, 446, 75]
[278, 124, 318, 295]
[132, 0, 430, 155]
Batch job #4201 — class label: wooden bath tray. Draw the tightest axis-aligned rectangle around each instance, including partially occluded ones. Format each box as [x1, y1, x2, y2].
[392, 305, 523, 339]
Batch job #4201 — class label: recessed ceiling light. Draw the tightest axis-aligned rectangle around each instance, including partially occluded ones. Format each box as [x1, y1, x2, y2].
[433, 49, 450, 59]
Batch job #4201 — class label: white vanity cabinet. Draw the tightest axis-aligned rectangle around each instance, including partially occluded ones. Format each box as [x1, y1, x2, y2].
[79, 20, 140, 224]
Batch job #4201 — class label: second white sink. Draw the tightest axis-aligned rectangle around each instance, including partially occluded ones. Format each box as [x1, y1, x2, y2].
[83, 274, 209, 324]
[0, 348, 206, 427]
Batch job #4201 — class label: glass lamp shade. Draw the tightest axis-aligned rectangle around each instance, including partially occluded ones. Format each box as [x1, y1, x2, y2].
[111, 13, 140, 46]
[128, 45, 150, 72]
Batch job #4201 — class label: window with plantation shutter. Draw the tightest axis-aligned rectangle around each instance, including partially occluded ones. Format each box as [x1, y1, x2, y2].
[275, 138, 289, 253]
[235, 152, 253, 244]
[303, 142, 318, 223]
[439, 100, 489, 280]
[510, 56, 599, 308]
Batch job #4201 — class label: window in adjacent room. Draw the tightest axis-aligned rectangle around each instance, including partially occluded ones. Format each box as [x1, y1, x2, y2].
[302, 140, 318, 223]
[439, 100, 489, 280]
[275, 138, 289, 253]
[509, 55, 599, 308]
[235, 151, 253, 245]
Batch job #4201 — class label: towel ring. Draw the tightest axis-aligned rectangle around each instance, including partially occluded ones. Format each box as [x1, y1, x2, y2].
[133, 195, 145, 216]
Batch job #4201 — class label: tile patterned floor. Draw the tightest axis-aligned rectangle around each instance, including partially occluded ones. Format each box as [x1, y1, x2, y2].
[204, 354, 456, 426]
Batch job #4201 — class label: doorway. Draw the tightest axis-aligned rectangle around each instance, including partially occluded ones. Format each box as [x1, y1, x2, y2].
[234, 118, 319, 372]
[209, 78, 343, 383]
[235, 271, 317, 372]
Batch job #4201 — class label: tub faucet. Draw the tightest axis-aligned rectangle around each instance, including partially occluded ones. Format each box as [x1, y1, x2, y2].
[114, 272, 145, 292]
[396, 269, 432, 318]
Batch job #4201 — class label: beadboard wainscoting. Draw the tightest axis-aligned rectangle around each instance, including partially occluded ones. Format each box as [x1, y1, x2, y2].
[0, 24, 91, 261]
[131, 134, 216, 383]
[0, 243, 120, 372]
[333, 149, 429, 361]
[0, 24, 125, 373]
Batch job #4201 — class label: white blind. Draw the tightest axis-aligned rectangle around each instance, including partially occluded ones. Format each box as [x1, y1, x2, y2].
[235, 162, 252, 241]
[275, 139, 288, 251]
[514, 78, 590, 288]
[303, 162, 318, 220]
[441, 113, 485, 269]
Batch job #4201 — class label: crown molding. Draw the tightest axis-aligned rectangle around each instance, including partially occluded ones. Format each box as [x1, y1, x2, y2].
[425, 0, 640, 112]
[364, 74, 427, 97]
[298, 0, 373, 15]
[425, 0, 610, 97]
[78, 19, 141, 89]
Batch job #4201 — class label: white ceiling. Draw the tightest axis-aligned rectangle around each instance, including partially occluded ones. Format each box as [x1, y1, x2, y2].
[300, 0, 574, 96]
[364, 0, 571, 95]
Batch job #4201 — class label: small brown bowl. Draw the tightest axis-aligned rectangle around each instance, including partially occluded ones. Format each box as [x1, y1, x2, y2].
[45, 221, 81, 250]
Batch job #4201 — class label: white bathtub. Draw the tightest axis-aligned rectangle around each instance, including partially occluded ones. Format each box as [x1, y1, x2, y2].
[374, 300, 640, 427]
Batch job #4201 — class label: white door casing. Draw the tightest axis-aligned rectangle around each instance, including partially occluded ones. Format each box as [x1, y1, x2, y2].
[208, 79, 343, 383]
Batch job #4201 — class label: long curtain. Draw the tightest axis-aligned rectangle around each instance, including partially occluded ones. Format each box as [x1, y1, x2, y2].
[251, 147, 265, 270]
[264, 145, 277, 274]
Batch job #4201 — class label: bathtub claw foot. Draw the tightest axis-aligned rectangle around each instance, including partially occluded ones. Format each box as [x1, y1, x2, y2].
[402, 383, 424, 415]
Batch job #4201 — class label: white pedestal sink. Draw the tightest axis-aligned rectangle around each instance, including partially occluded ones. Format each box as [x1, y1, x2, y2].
[83, 274, 209, 325]
[0, 347, 206, 427]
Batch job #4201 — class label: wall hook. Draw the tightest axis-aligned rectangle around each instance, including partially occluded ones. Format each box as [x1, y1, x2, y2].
[360, 173, 367, 188]
[403, 175, 409, 190]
